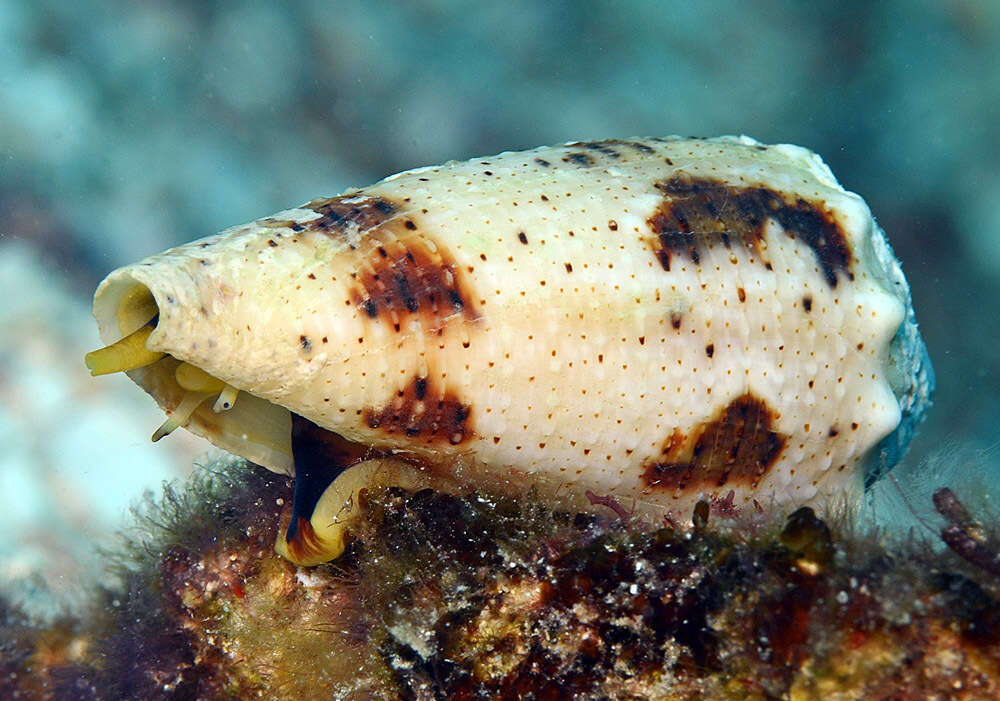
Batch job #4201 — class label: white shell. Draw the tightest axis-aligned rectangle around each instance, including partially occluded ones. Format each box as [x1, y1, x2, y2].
[92, 136, 932, 516]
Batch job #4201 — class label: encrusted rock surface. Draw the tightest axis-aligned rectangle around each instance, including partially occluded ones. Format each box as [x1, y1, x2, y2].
[4, 458, 1000, 699]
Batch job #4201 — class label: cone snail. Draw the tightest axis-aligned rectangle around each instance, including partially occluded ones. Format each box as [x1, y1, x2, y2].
[87, 136, 933, 565]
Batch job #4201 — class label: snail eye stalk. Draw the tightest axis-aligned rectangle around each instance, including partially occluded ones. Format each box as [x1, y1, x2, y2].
[213, 385, 239, 413]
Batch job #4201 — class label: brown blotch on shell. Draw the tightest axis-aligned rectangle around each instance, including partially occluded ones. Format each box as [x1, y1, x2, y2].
[351, 233, 478, 329]
[642, 393, 788, 491]
[364, 375, 472, 445]
[301, 193, 477, 331]
[580, 138, 656, 156]
[562, 152, 596, 167]
[647, 175, 852, 287]
[580, 141, 621, 159]
[305, 194, 397, 234]
[614, 139, 655, 154]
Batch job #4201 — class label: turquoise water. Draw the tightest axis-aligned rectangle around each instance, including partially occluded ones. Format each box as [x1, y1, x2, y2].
[1, 0, 998, 613]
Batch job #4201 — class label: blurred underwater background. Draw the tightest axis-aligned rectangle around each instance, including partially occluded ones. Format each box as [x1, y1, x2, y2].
[1, 0, 999, 619]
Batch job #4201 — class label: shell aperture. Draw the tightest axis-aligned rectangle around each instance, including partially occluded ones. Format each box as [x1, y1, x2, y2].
[87, 136, 933, 564]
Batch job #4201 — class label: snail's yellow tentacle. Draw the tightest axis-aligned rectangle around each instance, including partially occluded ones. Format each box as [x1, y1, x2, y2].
[84, 325, 165, 376]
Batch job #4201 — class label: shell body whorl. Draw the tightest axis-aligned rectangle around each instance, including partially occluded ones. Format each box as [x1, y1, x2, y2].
[92, 136, 932, 517]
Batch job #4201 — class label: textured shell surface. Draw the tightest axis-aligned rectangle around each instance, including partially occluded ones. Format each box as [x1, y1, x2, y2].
[91, 136, 932, 517]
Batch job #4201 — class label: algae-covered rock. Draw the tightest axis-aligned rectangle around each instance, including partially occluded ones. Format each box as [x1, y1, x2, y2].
[4, 457, 1000, 699]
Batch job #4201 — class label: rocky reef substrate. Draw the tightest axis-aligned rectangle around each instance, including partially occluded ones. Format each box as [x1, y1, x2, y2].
[4, 458, 1000, 700]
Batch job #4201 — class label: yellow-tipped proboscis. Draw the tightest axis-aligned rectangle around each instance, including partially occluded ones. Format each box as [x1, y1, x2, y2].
[85, 324, 165, 376]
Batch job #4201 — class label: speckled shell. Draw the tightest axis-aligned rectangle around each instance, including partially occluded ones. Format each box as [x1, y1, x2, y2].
[92, 136, 932, 515]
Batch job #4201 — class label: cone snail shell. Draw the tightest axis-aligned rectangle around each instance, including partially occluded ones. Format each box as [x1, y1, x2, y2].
[88, 136, 933, 564]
